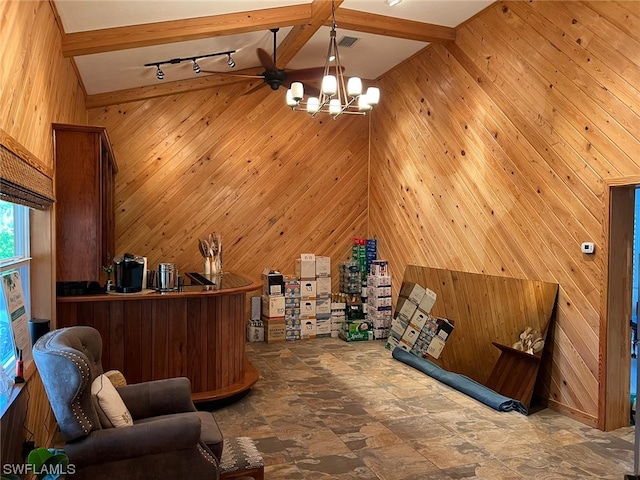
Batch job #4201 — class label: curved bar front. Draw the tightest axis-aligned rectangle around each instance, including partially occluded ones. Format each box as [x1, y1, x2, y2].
[56, 272, 261, 402]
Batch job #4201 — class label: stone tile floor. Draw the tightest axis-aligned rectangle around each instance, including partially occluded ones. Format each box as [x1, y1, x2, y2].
[211, 338, 636, 479]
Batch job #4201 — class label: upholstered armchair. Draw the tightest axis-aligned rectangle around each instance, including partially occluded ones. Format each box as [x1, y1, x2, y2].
[33, 326, 222, 480]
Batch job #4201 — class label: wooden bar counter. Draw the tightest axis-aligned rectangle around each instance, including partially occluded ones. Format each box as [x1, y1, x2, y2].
[56, 272, 261, 402]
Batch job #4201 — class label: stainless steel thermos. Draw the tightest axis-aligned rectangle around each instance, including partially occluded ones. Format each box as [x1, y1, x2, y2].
[157, 263, 176, 292]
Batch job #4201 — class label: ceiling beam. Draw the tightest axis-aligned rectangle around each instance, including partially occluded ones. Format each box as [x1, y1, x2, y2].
[62, 4, 312, 57]
[275, 0, 344, 67]
[85, 68, 265, 109]
[330, 8, 456, 43]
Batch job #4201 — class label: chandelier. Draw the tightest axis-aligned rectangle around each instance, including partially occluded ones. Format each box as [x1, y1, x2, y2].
[285, 0, 380, 118]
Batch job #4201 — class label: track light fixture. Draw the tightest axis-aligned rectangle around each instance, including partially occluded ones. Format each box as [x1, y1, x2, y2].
[145, 50, 236, 81]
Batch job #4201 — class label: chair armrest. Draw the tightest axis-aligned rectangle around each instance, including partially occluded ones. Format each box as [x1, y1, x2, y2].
[66, 414, 202, 468]
[117, 377, 196, 419]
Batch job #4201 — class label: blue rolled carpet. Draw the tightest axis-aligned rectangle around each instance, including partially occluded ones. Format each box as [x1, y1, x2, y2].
[392, 347, 528, 415]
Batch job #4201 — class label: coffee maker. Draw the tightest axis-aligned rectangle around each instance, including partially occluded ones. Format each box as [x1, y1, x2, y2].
[113, 253, 146, 293]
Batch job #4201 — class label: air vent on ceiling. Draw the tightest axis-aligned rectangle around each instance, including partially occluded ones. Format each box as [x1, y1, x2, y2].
[338, 36, 360, 48]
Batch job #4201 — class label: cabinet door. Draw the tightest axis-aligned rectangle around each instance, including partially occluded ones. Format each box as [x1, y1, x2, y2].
[55, 124, 117, 283]
[55, 130, 102, 282]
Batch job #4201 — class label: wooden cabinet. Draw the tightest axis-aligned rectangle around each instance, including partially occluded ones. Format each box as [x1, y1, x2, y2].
[53, 124, 118, 282]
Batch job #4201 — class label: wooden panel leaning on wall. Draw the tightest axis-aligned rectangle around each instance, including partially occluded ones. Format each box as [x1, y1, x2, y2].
[401, 265, 558, 409]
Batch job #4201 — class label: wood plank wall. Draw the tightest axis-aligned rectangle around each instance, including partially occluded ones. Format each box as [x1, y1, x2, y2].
[1, 0, 87, 464]
[370, 0, 640, 427]
[88, 86, 370, 282]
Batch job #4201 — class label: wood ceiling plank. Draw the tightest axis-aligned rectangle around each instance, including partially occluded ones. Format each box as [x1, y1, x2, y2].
[61, 4, 313, 57]
[331, 8, 456, 43]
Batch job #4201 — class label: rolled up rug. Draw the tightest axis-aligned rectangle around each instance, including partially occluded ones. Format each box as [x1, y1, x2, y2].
[392, 347, 527, 415]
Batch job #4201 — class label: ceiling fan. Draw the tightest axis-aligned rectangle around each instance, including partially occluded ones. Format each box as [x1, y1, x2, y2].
[202, 28, 324, 96]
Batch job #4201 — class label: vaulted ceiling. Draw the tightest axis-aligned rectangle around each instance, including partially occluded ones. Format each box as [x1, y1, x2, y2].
[51, 0, 493, 107]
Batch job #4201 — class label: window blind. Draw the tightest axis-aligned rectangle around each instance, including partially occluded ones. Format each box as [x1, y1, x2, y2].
[0, 130, 54, 210]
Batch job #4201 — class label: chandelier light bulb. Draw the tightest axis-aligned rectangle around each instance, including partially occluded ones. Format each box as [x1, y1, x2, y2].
[358, 94, 373, 112]
[156, 66, 164, 80]
[286, 89, 298, 107]
[227, 54, 235, 68]
[193, 60, 201, 74]
[307, 97, 320, 114]
[329, 99, 341, 116]
[347, 77, 363, 97]
[365, 87, 380, 106]
[321, 75, 337, 96]
[291, 82, 304, 101]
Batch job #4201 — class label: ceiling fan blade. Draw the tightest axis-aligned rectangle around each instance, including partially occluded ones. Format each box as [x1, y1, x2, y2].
[257, 48, 276, 72]
[285, 67, 326, 82]
[200, 70, 265, 79]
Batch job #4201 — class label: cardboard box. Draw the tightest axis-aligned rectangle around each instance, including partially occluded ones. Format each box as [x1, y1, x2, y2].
[399, 282, 426, 305]
[285, 297, 301, 307]
[286, 329, 301, 341]
[367, 286, 392, 298]
[369, 260, 388, 277]
[396, 296, 418, 323]
[400, 325, 420, 348]
[316, 296, 331, 315]
[295, 254, 316, 279]
[409, 308, 430, 331]
[262, 295, 285, 318]
[284, 277, 301, 297]
[302, 318, 317, 339]
[250, 296, 261, 321]
[246, 323, 264, 342]
[419, 288, 437, 314]
[316, 277, 332, 296]
[263, 317, 286, 343]
[339, 329, 373, 342]
[368, 295, 392, 308]
[300, 299, 316, 317]
[315, 256, 331, 277]
[285, 317, 302, 329]
[262, 269, 285, 296]
[367, 275, 392, 288]
[373, 328, 389, 340]
[300, 280, 317, 299]
[390, 316, 409, 338]
[316, 318, 331, 336]
[385, 335, 400, 350]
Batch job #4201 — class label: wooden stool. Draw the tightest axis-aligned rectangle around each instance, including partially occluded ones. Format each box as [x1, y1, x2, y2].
[219, 437, 265, 480]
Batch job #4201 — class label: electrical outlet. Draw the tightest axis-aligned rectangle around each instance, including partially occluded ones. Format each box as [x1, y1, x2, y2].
[22, 440, 35, 459]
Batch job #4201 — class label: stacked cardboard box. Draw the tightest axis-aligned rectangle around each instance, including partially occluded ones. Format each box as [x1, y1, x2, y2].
[297, 254, 317, 339]
[386, 281, 454, 360]
[261, 269, 286, 343]
[315, 256, 332, 337]
[284, 276, 301, 341]
[247, 295, 264, 342]
[367, 260, 392, 340]
[330, 293, 346, 338]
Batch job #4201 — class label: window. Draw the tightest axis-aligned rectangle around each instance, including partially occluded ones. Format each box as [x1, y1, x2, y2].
[0, 200, 30, 372]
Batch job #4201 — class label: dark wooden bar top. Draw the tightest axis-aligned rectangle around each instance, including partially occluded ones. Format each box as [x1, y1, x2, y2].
[57, 272, 260, 302]
[56, 272, 261, 402]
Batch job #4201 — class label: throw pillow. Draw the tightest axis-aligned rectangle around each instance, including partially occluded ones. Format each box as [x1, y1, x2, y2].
[104, 369, 127, 388]
[91, 373, 133, 428]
